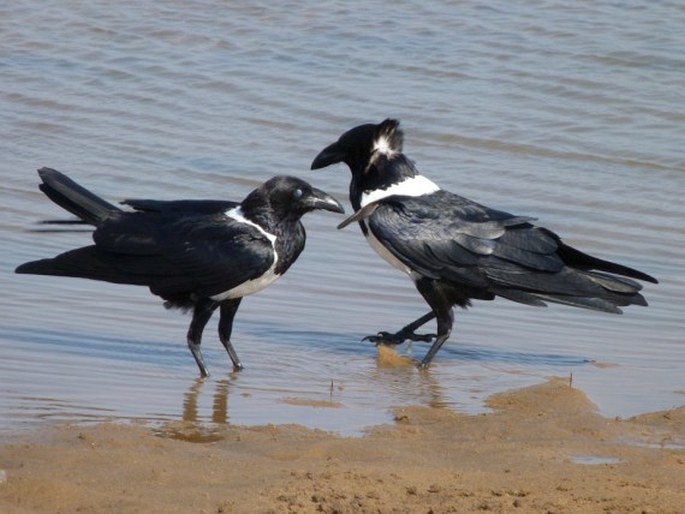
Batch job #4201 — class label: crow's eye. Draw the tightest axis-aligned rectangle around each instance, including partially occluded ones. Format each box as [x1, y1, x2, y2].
[292, 188, 304, 200]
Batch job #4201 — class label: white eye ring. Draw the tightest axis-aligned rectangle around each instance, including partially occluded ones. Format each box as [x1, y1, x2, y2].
[293, 188, 304, 199]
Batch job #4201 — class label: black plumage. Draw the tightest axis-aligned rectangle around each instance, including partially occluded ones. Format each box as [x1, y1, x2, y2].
[16, 168, 344, 376]
[312, 119, 658, 369]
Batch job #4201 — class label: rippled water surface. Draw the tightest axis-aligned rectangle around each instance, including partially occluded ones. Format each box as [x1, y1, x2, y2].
[2, 1, 684, 437]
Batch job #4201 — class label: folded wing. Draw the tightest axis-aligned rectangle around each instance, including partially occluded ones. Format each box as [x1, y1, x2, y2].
[365, 191, 651, 312]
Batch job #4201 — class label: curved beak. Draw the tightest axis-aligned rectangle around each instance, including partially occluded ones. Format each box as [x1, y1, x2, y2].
[305, 187, 345, 214]
[311, 142, 345, 170]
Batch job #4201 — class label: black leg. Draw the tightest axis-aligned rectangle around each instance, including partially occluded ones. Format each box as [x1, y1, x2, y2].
[401, 311, 437, 334]
[218, 298, 244, 371]
[363, 311, 437, 345]
[415, 279, 454, 370]
[187, 299, 219, 377]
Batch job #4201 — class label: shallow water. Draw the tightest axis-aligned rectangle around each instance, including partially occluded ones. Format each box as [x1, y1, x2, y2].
[1, 0, 684, 438]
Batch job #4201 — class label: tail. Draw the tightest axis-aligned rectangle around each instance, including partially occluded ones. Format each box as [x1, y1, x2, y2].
[533, 270, 650, 314]
[36, 167, 120, 225]
[490, 240, 657, 314]
[538, 238, 657, 313]
[558, 242, 658, 284]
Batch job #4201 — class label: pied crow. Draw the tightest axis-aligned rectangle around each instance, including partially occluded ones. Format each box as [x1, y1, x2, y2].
[16, 168, 344, 377]
[311, 119, 658, 369]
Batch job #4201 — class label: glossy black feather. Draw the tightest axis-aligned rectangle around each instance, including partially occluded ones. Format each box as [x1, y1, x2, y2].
[36, 167, 119, 224]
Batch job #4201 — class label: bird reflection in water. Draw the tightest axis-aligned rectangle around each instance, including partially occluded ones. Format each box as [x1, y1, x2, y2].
[159, 377, 234, 442]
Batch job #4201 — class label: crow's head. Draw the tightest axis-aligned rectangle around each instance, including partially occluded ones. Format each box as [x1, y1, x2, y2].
[242, 176, 344, 222]
[311, 119, 404, 175]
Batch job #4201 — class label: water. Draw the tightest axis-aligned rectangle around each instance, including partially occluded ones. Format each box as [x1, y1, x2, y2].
[1, 0, 684, 438]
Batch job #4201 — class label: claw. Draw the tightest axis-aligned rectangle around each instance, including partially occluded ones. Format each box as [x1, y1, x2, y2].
[362, 332, 395, 345]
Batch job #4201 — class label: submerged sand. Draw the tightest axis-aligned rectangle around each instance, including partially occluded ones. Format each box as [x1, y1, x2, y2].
[1, 378, 684, 513]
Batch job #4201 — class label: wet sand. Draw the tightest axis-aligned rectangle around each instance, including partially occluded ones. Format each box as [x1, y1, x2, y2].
[1, 378, 683, 514]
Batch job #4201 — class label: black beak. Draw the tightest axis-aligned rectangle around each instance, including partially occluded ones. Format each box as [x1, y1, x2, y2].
[305, 187, 345, 214]
[311, 142, 345, 170]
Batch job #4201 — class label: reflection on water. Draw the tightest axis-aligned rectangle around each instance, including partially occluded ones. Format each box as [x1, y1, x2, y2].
[2, 0, 684, 437]
[182, 378, 231, 426]
[163, 378, 233, 443]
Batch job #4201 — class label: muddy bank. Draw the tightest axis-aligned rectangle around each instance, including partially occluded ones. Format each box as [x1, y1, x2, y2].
[1, 378, 684, 513]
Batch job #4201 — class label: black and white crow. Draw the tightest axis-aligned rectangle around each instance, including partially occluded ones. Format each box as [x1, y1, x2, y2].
[16, 168, 344, 377]
[311, 119, 658, 369]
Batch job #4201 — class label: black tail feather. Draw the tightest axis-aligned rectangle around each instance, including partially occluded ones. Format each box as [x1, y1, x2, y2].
[37, 167, 120, 225]
[532, 293, 624, 314]
[490, 262, 650, 314]
[559, 242, 658, 284]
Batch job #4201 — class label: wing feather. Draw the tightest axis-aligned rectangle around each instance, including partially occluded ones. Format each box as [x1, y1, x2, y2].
[90, 211, 274, 298]
[367, 192, 562, 282]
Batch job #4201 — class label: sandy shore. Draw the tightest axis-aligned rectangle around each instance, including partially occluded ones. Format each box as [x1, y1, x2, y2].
[1, 378, 684, 514]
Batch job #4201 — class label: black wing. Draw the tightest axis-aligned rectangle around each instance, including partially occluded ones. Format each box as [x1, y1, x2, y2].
[365, 191, 650, 311]
[91, 211, 275, 299]
[19, 211, 275, 303]
[365, 191, 544, 281]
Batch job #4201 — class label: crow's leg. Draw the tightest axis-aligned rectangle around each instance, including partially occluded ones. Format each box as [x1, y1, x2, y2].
[188, 299, 220, 377]
[415, 279, 454, 370]
[218, 298, 244, 371]
[363, 311, 437, 345]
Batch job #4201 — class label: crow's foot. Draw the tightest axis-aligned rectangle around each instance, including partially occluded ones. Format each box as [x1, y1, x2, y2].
[362, 330, 436, 346]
